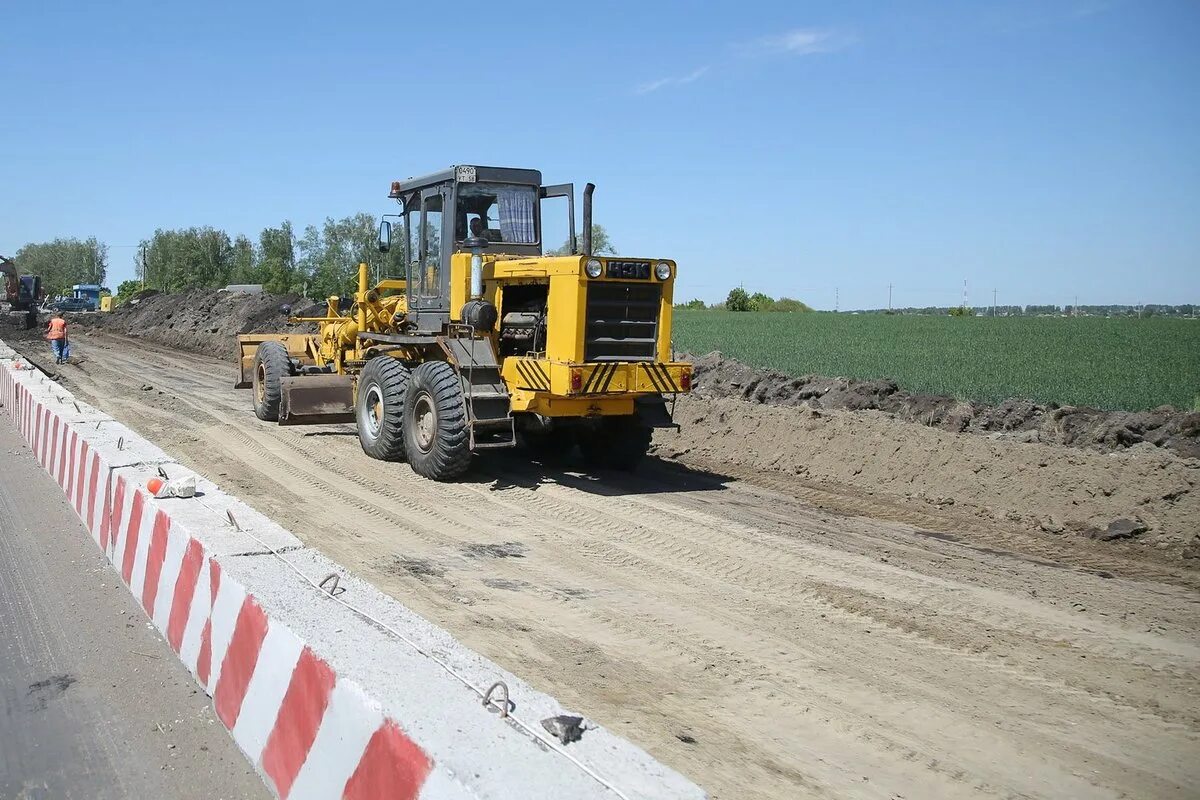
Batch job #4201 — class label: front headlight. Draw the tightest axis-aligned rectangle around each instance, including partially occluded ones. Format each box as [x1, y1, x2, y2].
[585, 258, 603, 278]
[654, 261, 672, 280]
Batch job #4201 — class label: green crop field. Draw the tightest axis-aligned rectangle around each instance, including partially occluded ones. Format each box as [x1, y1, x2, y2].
[671, 311, 1200, 412]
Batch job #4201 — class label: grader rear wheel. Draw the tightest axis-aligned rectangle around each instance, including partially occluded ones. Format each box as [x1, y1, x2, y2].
[252, 341, 291, 421]
[356, 357, 411, 461]
[403, 361, 471, 481]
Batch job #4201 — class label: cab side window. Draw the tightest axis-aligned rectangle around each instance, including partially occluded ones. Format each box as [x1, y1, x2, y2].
[420, 194, 443, 299]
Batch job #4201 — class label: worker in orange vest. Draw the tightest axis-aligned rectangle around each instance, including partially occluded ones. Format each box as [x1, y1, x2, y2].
[46, 311, 69, 364]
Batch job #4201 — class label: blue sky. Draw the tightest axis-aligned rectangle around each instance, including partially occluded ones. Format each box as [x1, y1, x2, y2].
[2, 0, 1197, 309]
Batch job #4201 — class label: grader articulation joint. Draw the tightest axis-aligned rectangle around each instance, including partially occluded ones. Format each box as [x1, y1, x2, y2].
[236, 165, 692, 480]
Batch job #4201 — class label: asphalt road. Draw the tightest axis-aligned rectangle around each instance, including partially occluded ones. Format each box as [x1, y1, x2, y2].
[0, 420, 269, 800]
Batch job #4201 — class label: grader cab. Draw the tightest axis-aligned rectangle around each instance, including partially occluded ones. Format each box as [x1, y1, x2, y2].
[236, 165, 692, 480]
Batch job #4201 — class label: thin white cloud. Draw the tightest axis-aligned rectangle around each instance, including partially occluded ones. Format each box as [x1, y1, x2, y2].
[634, 66, 709, 95]
[634, 27, 854, 94]
[740, 28, 856, 57]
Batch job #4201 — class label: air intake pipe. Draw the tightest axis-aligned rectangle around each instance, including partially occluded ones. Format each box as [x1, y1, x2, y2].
[581, 183, 595, 256]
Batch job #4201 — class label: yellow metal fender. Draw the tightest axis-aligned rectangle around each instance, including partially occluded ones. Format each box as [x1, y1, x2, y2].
[234, 334, 314, 388]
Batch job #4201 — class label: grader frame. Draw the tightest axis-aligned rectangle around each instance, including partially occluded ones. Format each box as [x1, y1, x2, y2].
[236, 164, 693, 480]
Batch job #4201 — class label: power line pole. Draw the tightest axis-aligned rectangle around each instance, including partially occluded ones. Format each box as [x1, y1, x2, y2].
[835, 286, 839, 313]
[1074, 294, 1078, 317]
[888, 283, 893, 311]
[992, 287, 997, 318]
[962, 279, 968, 312]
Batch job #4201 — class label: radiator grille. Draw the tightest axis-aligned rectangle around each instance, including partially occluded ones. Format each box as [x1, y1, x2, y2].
[584, 282, 661, 362]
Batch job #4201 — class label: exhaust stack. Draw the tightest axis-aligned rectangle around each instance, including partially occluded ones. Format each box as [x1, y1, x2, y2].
[582, 183, 595, 256]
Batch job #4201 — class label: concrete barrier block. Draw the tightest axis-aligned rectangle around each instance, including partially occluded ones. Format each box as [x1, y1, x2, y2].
[0, 341, 707, 800]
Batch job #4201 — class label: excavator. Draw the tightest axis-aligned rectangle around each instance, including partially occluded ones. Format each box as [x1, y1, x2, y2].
[237, 165, 693, 481]
[1, 255, 42, 328]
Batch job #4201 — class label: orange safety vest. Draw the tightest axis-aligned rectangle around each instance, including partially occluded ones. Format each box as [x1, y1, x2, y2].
[47, 318, 67, 340]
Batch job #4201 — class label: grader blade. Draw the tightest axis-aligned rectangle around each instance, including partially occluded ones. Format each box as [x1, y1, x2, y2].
[279, 375, 355, 426]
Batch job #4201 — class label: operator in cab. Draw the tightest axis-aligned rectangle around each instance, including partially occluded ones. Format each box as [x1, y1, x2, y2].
[46, 311, 69, 365]
[469, 216, 499, 243]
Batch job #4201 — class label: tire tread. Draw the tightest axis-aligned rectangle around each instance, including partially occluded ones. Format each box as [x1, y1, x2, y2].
[252, 342, 290, 421]
[357, 357, 411, 461]
[404, 361, 471, 480]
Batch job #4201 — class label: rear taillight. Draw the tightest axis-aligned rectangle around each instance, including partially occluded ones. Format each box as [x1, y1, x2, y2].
[570, 369, 582, 392]
[680, 371, 691, 391]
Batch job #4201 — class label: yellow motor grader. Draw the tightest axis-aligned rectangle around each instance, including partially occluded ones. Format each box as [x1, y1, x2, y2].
[236, 165, 692, 480]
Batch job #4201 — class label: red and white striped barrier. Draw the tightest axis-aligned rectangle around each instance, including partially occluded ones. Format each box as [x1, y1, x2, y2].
[0, 341, 705, 800]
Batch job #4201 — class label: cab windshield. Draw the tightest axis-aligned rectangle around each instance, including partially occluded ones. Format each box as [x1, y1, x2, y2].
[456, 183, 537, 245]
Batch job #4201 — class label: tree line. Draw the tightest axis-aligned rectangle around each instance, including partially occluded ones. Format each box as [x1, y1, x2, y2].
[132, 214, 407, 303]
[15, 220, 619, 307]
[675, 287, 813, 312]
[675, 292, 1197, 317]
[10, 238, 108, 297]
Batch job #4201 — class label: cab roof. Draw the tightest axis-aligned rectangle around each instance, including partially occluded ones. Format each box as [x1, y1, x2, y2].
[389, 165, 543, 197]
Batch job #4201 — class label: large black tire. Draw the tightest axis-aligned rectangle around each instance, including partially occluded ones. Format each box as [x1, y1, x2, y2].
[357, 357, 411, 461]
[403, 361, 471, 481]
[252, 342, 291, 421]
[578, 415, 653, 471]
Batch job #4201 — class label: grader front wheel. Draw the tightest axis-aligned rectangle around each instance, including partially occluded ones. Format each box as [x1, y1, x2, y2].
[252, 341, 291, 421]
[356, 357, 411, 461]
[403, 361, 471, 481]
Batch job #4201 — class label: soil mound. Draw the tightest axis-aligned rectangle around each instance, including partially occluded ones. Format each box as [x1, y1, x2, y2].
[686, 352, 1200, 458]
[72, 289, 320, 361]
[654, 395, 1200, 561]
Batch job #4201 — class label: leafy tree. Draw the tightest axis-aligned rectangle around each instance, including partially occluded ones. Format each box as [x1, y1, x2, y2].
[749, 292, 775, 311]
[113, 279, 142, 306]
[298, 214, 385, 299]
[726, 287, 753, 312]
[676, 298, 707, 310]
[771, 297, 812, 313]
[258, 221, 298, 294]
[13, 237, 108, 295]
[230, 234, 256, 284]
[138, 227, 234, 291]
[550, 224, 616, 256]
[948, 305, 969, 317]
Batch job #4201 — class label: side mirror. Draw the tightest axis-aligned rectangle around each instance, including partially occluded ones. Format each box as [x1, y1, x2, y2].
[377, 220, 392, 253]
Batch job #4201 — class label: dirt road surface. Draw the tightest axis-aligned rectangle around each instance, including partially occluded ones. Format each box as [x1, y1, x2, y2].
[0, 421, 270, 800]
[17, 332, 1200, 800]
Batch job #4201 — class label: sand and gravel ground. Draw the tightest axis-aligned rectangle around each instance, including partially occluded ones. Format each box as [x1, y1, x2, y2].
[6, 327, 1198, 800]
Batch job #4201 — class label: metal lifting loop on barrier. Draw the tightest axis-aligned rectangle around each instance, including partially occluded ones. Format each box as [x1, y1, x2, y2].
[318, 573, 345, 597]
[226, 509, 241, 530]
[483, 680, 510, 718]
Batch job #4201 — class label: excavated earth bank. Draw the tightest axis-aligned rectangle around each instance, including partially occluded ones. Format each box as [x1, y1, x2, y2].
[683, 352, 1200, 459]
[22, 290, 1197, 562]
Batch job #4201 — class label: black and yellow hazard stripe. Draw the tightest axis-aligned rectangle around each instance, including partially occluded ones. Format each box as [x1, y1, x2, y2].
[581, 362, 619, 394]
[642, 363, 678, 393]
[513, 359, 551, 391]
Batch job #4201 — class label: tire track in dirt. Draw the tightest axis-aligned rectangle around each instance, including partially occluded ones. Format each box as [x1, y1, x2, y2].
[17, 331, 1200, 800]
